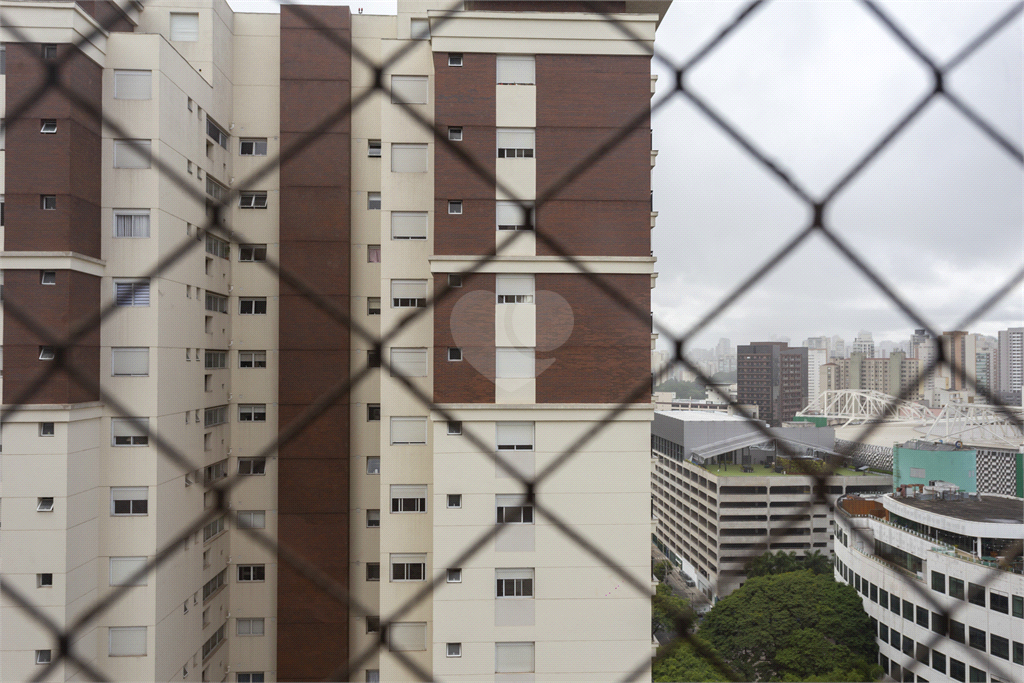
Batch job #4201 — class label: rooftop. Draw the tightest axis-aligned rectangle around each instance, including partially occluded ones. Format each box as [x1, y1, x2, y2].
[899, 439, 973, 452]
[895, 494, 1023, 524]
[700, 464, 888, 479]
[656, 410, 753, 423]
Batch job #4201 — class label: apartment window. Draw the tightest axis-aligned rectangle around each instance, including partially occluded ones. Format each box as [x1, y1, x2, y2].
[239, 244, 267, 261]
[170, 13, 199, 41]
[990, 590, 1009, 614]
[203, 517, 225, 542]
[114, 210, 150, 238]
[1, 195, 4, 225]
[391, 554, 426, 581]
[109, 557, 147, 586]
[448, 53, 463, 67]
[392, 279, 427, 308]
[390, 417, 427, 445]
[448, 347, 463, 361]
[202, 625, 226, 661]
[188, 98, 194, 111]
[367, 192, 381, 210]
[496, 128, 535, 158]
[237, 618, 264, 637]
[204, 405, 228, 427]
[239, 191, 268, 209]
[366, 509, 380, 528]
[0, 45, 5, 74]
[239, 297, 268, 314]
[1014, 641, 1024, 665]
[204, 460, 228, 483]
[236, 674, 264, 683]
[43, 44, 58, 59]
[114, 70, 152, 99]
[391, 212, 427, 240]
[239, 351, 267, 368]
[951, 619, 965, 643]
[969, 667, 986, 683]
[368, 245, 381, 263]
[112, 347, 149, 376]
[111, 417, 149, 446]
[931, 571, 945, 593]
[447, 421, 462, 435]
[114, 139, 152, 168]
[448, 126, 463, 141]
[932, 650, 946, 673]
[391, 348, 428, 377]
[368, 139, 382, 157]
[968, 626, 986, 651]
[495, 642, 535, 674]
[1013, 594, 1023, 618]
[446, 642, 462, 658]
[206, 235, 230, 259]
[448, 274, 462, 288]
[38, 573, 53, 587]
[237, 565, 267, 584]
[968, 582, 986, 606]
[496, 348, 535, 379]
[114, 280, 150, 307]
[496, 200, 535, 230]
[446, 568, 462, 583]
[366, 563, 381, 581]
[367, 404, 381, 421]
[237, 510, 266, 529]
[207, 118, 229, 149]
[34, 650, 54, 666]
[448, 200, 463, 214]
[366, 616, 381, 633]
[391, 485, 427, 513]
[497, 422, 534, 450]
[239, 138, 267, 156]
[949, 577, 965, 600]
[111, 487, 148, 516]
[496, 494, 533, 524]
[238, 404, 267, 422]
[368, 297, 381, 315]
[447, 494, 462, 509]
[496, 55, 535, 84]
[496, 568, 534, 597]
[37, 497, 55, 512]
[991, 634, 1009, 660]
[392, 143, 428, 173]
[41, 195, 57, 210]
[410, 18, 430, 39]
[238, 457, 266, 475]
[206, 176, 226, 200]
[391, 75, 428, 104]
[40, 119, 57, 134]
[496, 274, 534, 304]
[366, 457, 380, 475]
[950, 659, 966, 682]
[40, 422, 55, 436]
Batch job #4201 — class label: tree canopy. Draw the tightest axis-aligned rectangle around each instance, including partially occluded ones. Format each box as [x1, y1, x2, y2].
[699, 571, 881, 682]
[652, 582, 695, 637]
[654, 635, 732, 683]
[654, 379, 706, 400]
[745, 550, 832, 578]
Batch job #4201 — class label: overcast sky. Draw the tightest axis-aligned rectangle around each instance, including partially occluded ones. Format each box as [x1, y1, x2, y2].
[228, 0, 1022, 351]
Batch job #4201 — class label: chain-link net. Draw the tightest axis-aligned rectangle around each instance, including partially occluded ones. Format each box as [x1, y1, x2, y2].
[0, 0, 1021, 681]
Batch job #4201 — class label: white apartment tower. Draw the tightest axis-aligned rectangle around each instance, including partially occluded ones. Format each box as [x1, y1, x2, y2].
[0, 1, 668, 681]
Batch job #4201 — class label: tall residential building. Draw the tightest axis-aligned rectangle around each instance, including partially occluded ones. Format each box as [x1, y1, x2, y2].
[851, 330, 875, 359]
[831, 335, 846, 360]
[938, 330, 976, 392]
[998, 327, 1023, 397]
[736, 342, 808, 425]
[0, 1, 668, 681]
[803, 335, 830, 350]
[806, 346, 828, 406]
[818, 351, 925, 402]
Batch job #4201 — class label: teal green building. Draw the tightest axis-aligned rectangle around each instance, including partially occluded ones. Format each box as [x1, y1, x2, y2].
[892, 441, 977, 492]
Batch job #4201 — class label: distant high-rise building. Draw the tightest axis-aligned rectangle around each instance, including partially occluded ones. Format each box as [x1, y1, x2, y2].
[976, 348, 995, 398]
[851, 331, 875, 358]
[715, 337, 732, 358]
[998, 327, 1023, 397]
[737, 342, 808, 425]
[831, 335, 846, 360]
[804, 335, 830, 350]
[938, 330, 976, 392]
[807, 347, 828, 406]
[820, 351, 924, 402]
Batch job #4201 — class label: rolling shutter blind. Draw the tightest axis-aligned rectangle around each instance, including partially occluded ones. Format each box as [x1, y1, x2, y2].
[112, 418, 148, 440]
[113, 140, 152, 169]
[495, 642, 535, 673]
[496, 348, 535, 379]
[170, 13, 199, 41]
[388, 622, 427, 651]
[113, 70, 152, 100]
[112, 487, 147, 501]
[496, 568, 533, 580]
[391, 280, 427, 300]
[391, 348, 428, 377]
[496, 274, 534, 297]
[391, 417, 427, 444]
[496, 128, 535, 149]
[496, 201, 534, 228]
[391, 76, 428, 104]
[391, 485, 427, 499]
[496, 56, 535, 84]
[109, 557, 147, 586]
[109, 627, 147, 656]
[391, 144, 428, 172]
[496, 422, 534, 449]
[391, 212, 428, 239]
[496, 493, 528, 507]
[111, 347, 149, 376]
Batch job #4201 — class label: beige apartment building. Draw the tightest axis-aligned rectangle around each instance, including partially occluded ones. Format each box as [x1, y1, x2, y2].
[820, 351, 926, 402]
[0, 1, 667, 681]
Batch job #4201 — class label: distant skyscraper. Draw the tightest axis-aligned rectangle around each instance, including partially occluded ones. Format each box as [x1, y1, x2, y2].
[804, 336, 830, 350]
[807, 347, 828, 406]
[715, 337, 732, 359]
[831, 335, 846, 360]
[998, 327, 1023, 397]
[851, 331, 875, 358]
[737, 342, 808, 425]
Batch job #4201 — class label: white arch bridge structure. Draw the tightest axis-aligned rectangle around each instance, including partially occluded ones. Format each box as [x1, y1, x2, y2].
[798, 390, 933, 426]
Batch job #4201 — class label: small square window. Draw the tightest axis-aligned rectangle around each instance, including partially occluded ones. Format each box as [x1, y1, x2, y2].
[446, 568, 462, 583]
[37, 573, 53, 587]
[366, 457, 381, 475]
[239, 244, 267, 262]
[448, 200, 463, 214]
[41, 195, 57, 210]
[42, 44, 57, 59]
[36, 650, 52, 665]
[446, 642, 462, 658]
[239, 192, 268, 209]
[368, 404, 381, 421]
[40, 119, 57, 134]
[37, 497, 55, 512]
[367, 509, 380, 528]
[447, 494, 462, 509]
[367, 349, 381, 368]
[447, 421, 462, 435]
[368, 297, 381, 315]
[448, 127, 463, 141]
[368, 245, 381, 263]
[366, 616, 380, 633]
[239, 139, 267, 156]
[368, 140, 382, 157]
[366, 563, 380, 581]
[368, 192, 381, 210]
[40, 422, 55, 436]
[188, 98, 194, 112]
[448, 347, 462, 361]
[41, 271, 56, 285]
[448, 53, 463, 67]
[448, 274, 462, 288]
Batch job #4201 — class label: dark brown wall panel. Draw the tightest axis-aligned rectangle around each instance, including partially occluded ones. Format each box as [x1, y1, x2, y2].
[536, 273, 650, 404]
[433, 273, 496, 403]
[77, 1, 136, 32]
[278, 5, 352, 679]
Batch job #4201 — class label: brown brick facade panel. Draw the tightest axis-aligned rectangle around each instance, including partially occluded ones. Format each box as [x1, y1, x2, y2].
[434, 197, 496, 256]
[537, 199, 649, 257]
[2, 270, 100, 405]
[536, 54, 651, 128]
[278, 6, 351, 679]
[433, 273, 496, 403]
[535, 273, 650, 404]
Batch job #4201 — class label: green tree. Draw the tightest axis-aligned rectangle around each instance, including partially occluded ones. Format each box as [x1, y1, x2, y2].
[652, 582, 695, 637]
[653, 560, 672, 582]
[653, 635, 732, 682]
[654, 379, 706, 400]
[699, 571, 881, 682]
[745, 550, 833, 578]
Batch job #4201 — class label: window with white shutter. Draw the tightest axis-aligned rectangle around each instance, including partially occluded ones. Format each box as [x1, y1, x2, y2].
[390, 417, 427, 445]
[496, 568, 534, 597]
[496, 274, 534, 304]
[496, 348, 535, 379]
[390, 554, 426, 582]
[111, 347, 149, 376]
[496, 201, 534, 231]
[496, 128, 535, 158]
[496, 422, 534, 450]
[388, 622, 427, 651]
[496, 55, 535, 84]
[109, 626, 147, 656]
[391, 76, 428, 104]
[114, 280, 150, 306]
[390, 348, 428, 377]
[391, 144, 428, 173]
[391, 279, 427, 308]
[391, 212, 427, 240]
[113, 140, 152, 169]
[170, 13, 199, 42]
[111, 418, 149, 446]
[390, 485, 427, 513]
[495, 642, 534, 673]
[113, 210, 150, 238]
[111, 487, 148, 515]
[113, 70, 152, 100]
[109, 557, 148, 586]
